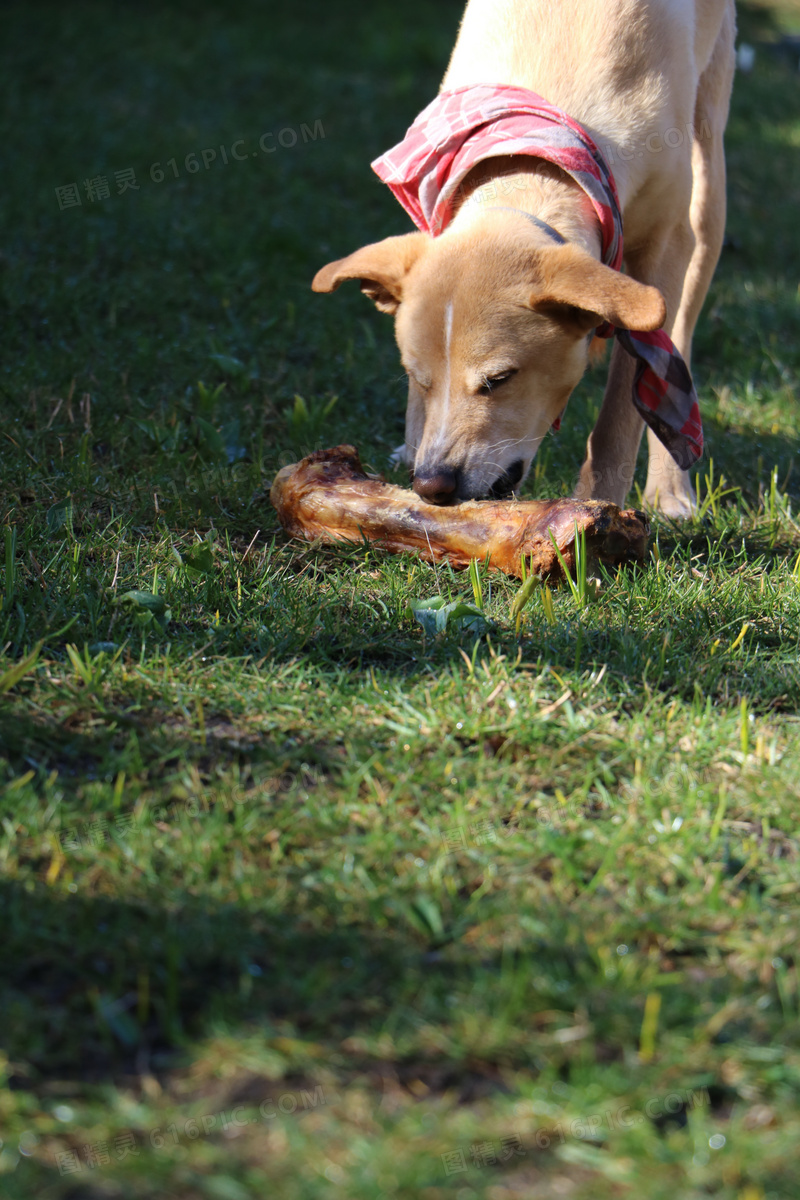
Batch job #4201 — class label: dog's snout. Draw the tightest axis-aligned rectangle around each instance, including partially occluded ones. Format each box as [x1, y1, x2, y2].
[489, 458, 525, 498]
[413, 465, 459, 505]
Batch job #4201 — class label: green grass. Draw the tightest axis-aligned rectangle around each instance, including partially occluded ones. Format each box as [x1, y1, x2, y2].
[2, 1, 800, 1197]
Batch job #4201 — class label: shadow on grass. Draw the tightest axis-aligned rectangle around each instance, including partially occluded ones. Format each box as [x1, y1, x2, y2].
[0, 705, 339, 801]
[1, 877, 398, 1084]
[0, 874, 591, 1091]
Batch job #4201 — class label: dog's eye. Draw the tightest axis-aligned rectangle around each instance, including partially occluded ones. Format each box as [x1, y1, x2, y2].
[478, 369, 517, 396]
[405, 369, 432, 392]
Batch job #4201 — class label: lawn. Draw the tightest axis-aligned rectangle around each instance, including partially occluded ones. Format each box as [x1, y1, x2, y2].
[1, 2, 800, 1197]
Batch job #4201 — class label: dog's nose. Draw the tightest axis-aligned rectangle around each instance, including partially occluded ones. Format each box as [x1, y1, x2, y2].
[413, 465, 459, 505]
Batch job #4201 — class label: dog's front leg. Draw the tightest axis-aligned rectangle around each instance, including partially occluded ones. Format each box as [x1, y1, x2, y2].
[574, 341, 645, 508]
[642, 429, 697, 518]
[576, 216, 699, 515]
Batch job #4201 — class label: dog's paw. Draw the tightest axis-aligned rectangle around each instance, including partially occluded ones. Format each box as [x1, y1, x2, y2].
[642, 487, 696, 520]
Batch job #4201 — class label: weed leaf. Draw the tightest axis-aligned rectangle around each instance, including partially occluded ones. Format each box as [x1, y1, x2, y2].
[46, 498, 74, 537]
[182, 544, 215, 575]
[118, 590, 167, 615]
[0, 641, 43, 694]
[406, 595, 489, 637]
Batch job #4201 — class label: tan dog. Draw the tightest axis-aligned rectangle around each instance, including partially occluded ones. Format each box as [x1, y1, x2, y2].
[313, 0, 736, 516]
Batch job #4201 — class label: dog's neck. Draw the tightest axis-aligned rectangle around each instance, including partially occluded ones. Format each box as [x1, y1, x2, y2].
[449, 155, 602, 260]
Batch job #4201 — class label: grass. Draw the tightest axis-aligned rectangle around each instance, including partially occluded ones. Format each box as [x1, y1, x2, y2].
[1, 1, 800, 1197]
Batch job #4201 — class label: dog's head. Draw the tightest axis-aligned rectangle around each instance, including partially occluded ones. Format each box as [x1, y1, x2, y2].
[313, 217, 665, 503]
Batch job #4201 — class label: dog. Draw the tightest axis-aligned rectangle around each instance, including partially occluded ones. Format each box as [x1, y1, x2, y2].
[313, 0, 736, 517]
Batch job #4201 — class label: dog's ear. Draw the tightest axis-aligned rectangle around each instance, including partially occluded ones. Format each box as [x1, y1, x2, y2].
[312, 233, 428, 314]
[530, 244, 666, 332]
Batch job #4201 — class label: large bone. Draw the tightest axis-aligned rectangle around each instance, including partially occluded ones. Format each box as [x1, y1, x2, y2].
[270, 445, 649, 580]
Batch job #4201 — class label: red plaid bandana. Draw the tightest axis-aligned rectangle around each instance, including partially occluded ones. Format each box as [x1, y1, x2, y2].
[372, 84, 703, 469]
